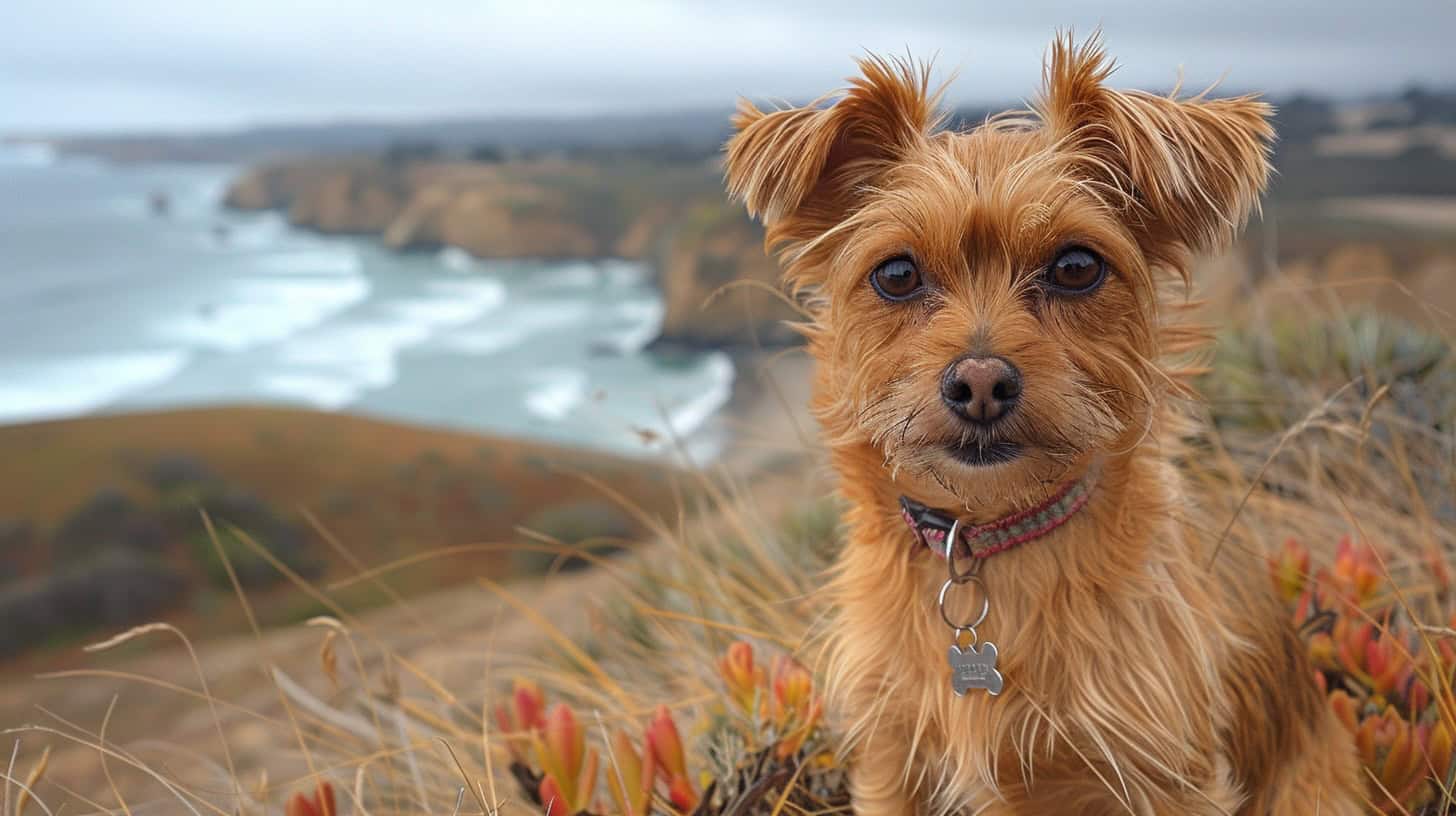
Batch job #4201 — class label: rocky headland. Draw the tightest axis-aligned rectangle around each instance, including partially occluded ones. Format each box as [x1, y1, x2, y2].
[223, 155, 799, 349]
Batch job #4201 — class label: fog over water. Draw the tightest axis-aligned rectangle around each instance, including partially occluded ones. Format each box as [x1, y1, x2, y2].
[3, 1, 1451, 132]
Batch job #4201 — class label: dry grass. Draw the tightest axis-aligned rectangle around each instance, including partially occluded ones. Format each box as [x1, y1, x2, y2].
[2, 278, 1454, 815]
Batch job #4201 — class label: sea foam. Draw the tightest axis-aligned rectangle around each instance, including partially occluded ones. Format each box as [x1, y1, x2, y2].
[524, 368, 590, 421]
[261, 277, 507, 409]
[155, 273, 370, 352]
[0, 349, 192, 423]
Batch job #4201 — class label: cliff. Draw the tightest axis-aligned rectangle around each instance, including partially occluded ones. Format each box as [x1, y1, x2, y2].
[223, 157, 801, 347]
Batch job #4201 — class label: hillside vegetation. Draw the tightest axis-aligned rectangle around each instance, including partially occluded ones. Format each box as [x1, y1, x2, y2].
[0, 407, 685, 660]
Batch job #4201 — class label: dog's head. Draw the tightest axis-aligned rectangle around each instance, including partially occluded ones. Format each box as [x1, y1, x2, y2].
[725, 35, 1274, 511]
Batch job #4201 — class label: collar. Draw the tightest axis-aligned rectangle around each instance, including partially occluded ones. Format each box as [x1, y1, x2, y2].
[899, 467, 1098, 561]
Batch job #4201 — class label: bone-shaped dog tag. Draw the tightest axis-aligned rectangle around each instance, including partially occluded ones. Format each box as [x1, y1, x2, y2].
[948, 640, 1003, 696]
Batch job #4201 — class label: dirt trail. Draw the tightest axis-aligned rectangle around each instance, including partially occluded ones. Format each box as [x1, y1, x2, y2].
[1, 562, 617, 808]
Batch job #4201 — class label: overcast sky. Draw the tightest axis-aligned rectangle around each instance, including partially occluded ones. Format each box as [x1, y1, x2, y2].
[3, 1, 1452, 134]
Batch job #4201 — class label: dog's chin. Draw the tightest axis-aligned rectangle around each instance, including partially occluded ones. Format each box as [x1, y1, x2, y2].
[943, 439, 1023, 468]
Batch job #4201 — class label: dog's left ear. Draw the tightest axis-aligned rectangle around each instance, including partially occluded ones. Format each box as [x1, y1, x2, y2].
[725, 56, 942, 231]
[1038, 34, 1276, 256]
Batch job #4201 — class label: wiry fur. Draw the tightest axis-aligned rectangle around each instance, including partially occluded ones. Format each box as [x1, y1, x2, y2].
[725, 34, 1364, 815]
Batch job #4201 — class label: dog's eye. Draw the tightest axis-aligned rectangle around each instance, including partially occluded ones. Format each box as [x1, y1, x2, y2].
[870, 257, 923, 301]
[1044, 247, 1106, 294]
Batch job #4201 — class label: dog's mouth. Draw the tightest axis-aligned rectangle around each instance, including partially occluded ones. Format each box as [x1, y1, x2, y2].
[944, 440, 1022, 467]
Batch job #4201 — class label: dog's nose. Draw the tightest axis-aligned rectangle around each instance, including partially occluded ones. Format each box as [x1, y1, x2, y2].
[940, 355, 1022, 424]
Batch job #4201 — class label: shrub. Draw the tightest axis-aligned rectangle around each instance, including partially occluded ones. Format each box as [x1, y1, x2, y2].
[50, 488, 165, 565]
[514, 500, 634, 574]
[161, 483, 318, 588]
[0, 519, 32, 579]
[143, 453, 218, 493]
[1204, 313, 1455, 433]
[0, 550, 185, 654]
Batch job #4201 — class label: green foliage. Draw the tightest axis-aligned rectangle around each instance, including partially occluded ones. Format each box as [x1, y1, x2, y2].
[1203, 312, 1454, 432]
[513, 499, 634, 574]
[0, 550, 185, 654]
[1, 452, 320, 658]
[776, 495, 846, 568]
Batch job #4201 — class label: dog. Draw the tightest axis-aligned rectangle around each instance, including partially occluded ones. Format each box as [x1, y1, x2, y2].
[725, 34, 1364, 815]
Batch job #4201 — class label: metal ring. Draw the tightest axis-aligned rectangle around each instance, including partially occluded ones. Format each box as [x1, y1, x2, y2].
[938, 577, 990, 632]
[944, 519, 981, 584]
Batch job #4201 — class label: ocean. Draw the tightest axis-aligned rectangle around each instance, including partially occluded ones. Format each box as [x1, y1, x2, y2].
[0, 144, 734, 459]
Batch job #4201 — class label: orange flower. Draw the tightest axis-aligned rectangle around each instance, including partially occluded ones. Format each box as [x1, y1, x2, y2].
[1356, 707, 1425, 811]
[1425, 720, 1454, 784]
[1307, 632, 1336, 669]
[1329, 536, 1383, 607]
[1365, 629, 1415, 701]
[775, 697, 823, 760]
[1425, 548, 1452, 598]
[1333, 619, 1413, 703]
[495, 678, 547, 763]
[605, 729, 655, 816]
[767, 658, 812, 724]
[1408, 678, 1432, 717]
[718, 641, 764, 713]
[1269, 538, 1311, 602]
[285, 781, 336, 816]
[645, 705, 697, 812]
[539, 774, 568, 816]
[763, 655, 824, 759]
[1329, 689, 1360, 735]
[665, 774, 699, 813]
[533, 703, 599, 815]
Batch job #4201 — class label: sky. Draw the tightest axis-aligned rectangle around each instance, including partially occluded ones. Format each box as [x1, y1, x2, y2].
[3, 1, 1452, 134]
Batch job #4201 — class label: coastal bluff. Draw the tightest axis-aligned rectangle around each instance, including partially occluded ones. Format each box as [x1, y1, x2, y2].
[224, 156, 799, 349]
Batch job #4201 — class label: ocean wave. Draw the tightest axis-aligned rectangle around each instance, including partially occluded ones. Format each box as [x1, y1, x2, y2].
[390, 278, 507, 325]
[256, 246, 364, 277]
[524, 368, 589, 421]
[262, 277, 508, 409]
[212, 213, 289, 251]
[439, 300, 592, 356]
[155, 274, 370, 352]
[279, 321, 425, 380]
[437, 247, 477, 273]
[536, 262, 602, 289]
[0, 349, 192, 423]
[595, 298, 665, 355]
[265, 320, 427, 409]
[602, 260, 650, 287]
[661, 352, 735, 440]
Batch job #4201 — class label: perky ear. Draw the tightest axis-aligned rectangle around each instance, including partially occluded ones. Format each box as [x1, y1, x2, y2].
[1037, 34, 1275, 257]
[725, 56, 943, 228]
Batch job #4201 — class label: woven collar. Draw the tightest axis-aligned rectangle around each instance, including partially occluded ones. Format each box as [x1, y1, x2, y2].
[899, 468, 1098, 561]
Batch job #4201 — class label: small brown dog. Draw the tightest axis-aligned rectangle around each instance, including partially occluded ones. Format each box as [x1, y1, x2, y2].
[725, 35, 1364, 815]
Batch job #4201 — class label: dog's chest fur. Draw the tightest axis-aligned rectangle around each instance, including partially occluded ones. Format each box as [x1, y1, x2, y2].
[827, 454, 1254, 813]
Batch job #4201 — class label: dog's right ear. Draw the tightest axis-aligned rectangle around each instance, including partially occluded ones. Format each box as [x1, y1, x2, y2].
[725, 56, 942, 231]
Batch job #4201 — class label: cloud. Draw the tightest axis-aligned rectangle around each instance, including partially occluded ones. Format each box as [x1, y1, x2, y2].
[2, 0, 1451, 132]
